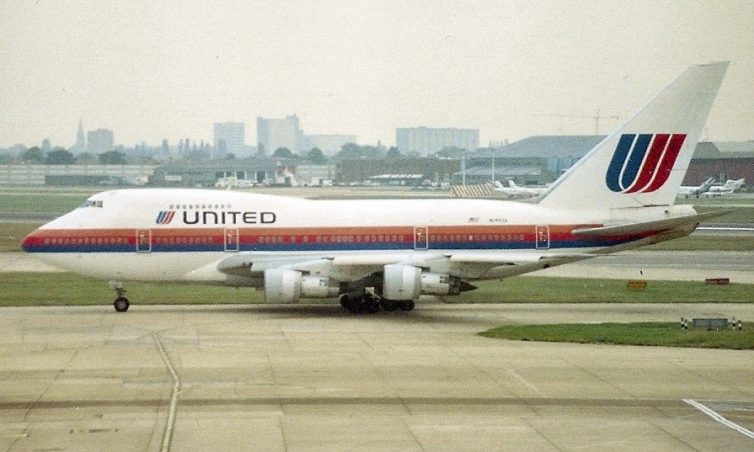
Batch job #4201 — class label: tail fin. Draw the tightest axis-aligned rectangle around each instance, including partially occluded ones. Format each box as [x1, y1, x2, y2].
[539, 62, 728, 210]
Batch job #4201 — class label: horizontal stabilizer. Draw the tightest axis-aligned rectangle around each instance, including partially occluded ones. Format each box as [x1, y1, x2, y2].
[572, 210, 729, 237]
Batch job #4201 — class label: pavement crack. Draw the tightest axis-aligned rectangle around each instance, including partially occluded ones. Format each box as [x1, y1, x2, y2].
[152, 332, 181, 452]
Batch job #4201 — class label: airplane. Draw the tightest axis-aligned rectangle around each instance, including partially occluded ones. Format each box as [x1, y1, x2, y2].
[493, 180, 548, 198]
[22, 62, 730, 314]
[702, 178, 746, 197]
[677, 177, 715, 198]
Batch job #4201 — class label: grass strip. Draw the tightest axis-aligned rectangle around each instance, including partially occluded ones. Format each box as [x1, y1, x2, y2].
[0, 194, 89, 213]
[0, 223, 42, 252]
[480, 322, 754, 350]
[1, 273, 752, 306]
[694, 206, 754, 224]
[643, 235, 754, 251]
[448, 277, 754, 303]
[0, 272, 263, 306]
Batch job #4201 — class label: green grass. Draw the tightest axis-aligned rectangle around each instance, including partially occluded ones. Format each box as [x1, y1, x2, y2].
[1, 273, 752, 307]
[643, 235, 754, 251]
[480, 322, 754, 350]
[0, 193, 89, 213]
[0, 272, 263, 306]
[449, 277, 754, 304]
[694, 206, 754, 223]
[0, 223, 41, 252]
[682, 196, 754, 206]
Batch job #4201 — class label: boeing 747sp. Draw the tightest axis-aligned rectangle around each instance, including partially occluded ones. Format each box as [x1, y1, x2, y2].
[23, 62, 730, 313]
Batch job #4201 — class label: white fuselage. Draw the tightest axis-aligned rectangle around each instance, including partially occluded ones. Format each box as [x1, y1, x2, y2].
[22, 188, 695, 285]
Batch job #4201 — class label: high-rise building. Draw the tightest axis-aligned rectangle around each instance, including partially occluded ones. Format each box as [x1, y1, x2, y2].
[86, 129, 114, 154]
[213, 122, 245, 158]
[256, 115, 302, 155]
[72, 119, 86, 153]
[396, 127, 479, 155]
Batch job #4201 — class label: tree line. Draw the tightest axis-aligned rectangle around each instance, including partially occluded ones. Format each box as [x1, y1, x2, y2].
[20, 147, 128, 165]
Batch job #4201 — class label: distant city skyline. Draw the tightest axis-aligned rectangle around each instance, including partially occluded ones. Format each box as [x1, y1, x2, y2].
[2, 1, 753, 148]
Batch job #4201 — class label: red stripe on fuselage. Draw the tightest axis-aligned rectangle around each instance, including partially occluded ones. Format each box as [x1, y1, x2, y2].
[23, 224, 616, 250]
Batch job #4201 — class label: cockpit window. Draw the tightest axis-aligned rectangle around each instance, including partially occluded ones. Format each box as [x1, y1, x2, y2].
[79, 200, 103, 208]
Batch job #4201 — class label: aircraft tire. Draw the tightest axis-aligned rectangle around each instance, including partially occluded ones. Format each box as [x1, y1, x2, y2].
[114, 297, 130, 312]
[342, 294, 364, 314]
[380, 299, 399, 312]
[399, 300, 415, 312]
[347, 301, 364, 314]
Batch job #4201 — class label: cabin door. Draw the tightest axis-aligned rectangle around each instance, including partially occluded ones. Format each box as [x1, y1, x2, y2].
[535, 225, 550, 250]
[413, 226, 428, 250]
[136, 229, 152, 253]
[224, 228, 239, 252]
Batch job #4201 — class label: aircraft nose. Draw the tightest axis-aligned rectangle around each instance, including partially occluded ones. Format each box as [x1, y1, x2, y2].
[21, 228, 43, 253]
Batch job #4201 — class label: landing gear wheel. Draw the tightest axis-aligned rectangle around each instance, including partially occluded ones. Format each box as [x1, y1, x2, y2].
[380, 299, 399, 312]
[341, 294, 364, 314]
[114, 297, 130, 312]
[348, 299, 364, 314]
[365, 301, 380, 314]
[399, 300, 415, 312]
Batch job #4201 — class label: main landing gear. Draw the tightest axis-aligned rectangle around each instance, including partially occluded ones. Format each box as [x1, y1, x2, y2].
[339, 292, 415, 314]
[109, 280, 130, 312]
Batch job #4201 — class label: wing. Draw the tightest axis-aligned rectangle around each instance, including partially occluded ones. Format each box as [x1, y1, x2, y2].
[215, 250, 596, 283]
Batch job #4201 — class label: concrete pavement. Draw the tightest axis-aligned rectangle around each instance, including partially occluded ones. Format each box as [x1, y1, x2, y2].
[1, 303, 753, 451]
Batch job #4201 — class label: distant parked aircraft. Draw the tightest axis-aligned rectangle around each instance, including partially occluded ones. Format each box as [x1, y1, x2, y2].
[702, 178, 746, 197]
[677, 177, 715, 198]
[493, 180, 548, 198]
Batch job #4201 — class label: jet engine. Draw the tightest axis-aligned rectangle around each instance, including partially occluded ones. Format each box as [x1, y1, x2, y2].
[383, 264, 467, 300]
[420, 272, 463, 296]
[264, 269, 338, 303]
[382, 264, 421, 301]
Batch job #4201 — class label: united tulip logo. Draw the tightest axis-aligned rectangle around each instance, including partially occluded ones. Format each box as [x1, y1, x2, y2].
[155, 211, 176, 225]
[605, 133, 686, 193]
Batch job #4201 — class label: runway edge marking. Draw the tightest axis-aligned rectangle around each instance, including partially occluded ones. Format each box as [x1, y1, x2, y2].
[153, 333, 182, 452]
[683, 399, 754, 440]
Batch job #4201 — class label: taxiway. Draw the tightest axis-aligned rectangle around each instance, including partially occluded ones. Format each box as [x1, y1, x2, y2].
[1, 304, 753, 451]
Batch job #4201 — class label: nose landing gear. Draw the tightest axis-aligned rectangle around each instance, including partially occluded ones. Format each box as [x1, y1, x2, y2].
[109, 280, 130, 312]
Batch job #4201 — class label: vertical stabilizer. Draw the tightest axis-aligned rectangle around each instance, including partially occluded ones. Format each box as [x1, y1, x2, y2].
[539, 62, 728, 210]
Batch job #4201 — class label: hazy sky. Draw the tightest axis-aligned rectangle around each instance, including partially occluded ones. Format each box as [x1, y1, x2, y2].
[2, 0, 753, 149]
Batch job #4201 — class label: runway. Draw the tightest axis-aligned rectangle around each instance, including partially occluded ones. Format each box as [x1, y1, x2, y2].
[1, 304, 753, 451]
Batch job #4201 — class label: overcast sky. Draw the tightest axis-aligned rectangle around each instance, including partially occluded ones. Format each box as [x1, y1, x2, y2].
[2, 0, 753, 149]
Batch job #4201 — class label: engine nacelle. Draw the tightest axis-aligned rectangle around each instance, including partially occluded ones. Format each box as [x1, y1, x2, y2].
[383, 264, 421, 301]
[301, 276, 339, 298]
[420, 272, 462, 296]
[264, 269, 301, 304]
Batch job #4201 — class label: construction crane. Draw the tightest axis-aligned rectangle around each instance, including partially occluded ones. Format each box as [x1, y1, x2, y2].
[534, 108, 619, 135]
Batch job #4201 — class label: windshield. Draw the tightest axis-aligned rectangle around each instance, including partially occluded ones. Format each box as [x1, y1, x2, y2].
[79, 200, 103, 208]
